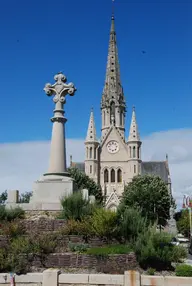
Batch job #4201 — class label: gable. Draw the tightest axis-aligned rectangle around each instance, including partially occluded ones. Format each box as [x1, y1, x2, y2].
[100, 126, 128, 162]
[105, 190, 120, 209]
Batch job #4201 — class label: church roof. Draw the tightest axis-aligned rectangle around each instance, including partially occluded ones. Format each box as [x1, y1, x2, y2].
[141, 161, 169, 183]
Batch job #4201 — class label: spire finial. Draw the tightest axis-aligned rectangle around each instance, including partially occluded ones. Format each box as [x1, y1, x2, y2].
[112, 0, 115, 18]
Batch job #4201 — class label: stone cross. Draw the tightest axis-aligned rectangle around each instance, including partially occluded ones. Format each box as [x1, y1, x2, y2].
[44, 73, 76, 176]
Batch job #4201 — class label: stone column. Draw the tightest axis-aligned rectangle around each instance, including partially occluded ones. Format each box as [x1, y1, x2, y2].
[44, 72, 76, 177]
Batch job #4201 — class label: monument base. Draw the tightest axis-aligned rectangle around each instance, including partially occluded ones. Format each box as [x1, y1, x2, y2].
[29, 174, 77, 211]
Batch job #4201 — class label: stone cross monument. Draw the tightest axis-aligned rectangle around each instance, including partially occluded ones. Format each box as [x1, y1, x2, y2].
[30, 72, 77, 210]
[44, 72, 76, 178]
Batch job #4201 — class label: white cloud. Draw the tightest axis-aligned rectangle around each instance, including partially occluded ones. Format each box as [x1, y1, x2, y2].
[0, 129, 192, 209]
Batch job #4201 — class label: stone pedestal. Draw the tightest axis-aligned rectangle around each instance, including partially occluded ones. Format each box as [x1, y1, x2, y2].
[31, 176, 77, 210]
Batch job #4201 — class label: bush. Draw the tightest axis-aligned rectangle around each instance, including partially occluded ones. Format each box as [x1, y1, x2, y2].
[146, 268, 156, 275]
[60, 192, 96, 221]
[68, 242, 89, 253]
[86, 244, 132, 256]
[91, 208, 118, 241]
[0, 206, 25, 222]
[118, 208, 148, 242]
[60, 218, 94, 240]
[176, 264, 192, 277]
[134, 228, 187, 270]
[1, 220, 26, 238]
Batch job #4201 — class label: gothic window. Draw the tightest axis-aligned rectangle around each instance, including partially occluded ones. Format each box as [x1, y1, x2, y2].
[129, 146, 132, 158]
[104, 169, 109, 183]
[104, 111, 106, 126]
[94, 147, 97, 159]
[117, 169, 122, 183]
[133, 146, 136, 158]
[110, 101, 115, 123]
[90, 147, 93, 159]
[111, 169, 115, 183]
[137, 147, 140, 159]
[86, 147, 88, 158]
[134, 165, 136, 174]
[120, 111, 123, 126]
[90, 165, 92, 174]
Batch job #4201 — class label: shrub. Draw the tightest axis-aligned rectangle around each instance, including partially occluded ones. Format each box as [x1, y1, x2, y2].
[86, 244, 132, 256]
[91, 208, 118, 241]
[176, 264, 192, 277]
[61, 218, 94, 240]
[146, 268, 156, 275]
[0, 205, 7, 220]
[68, 242, 89, 253]
[118, 208, 148, 242]
[0, 206, 25, 222]
[1, 220, 26, 238]
[60, 192, 96, 221]
[134, 228, 187, 270]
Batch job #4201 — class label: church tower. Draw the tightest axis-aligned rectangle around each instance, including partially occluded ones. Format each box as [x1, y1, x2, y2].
[101, 15, 126, 140]
[127, 107, 142, 179]
[84, 109, 99, 183]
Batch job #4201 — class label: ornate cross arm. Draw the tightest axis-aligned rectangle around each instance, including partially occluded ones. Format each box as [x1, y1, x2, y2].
[44, 72, 77, 103]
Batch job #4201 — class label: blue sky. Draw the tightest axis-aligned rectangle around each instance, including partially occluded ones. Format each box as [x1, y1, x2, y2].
[0, 0, 191, 142]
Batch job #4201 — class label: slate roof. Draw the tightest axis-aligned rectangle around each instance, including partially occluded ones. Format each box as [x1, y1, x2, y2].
[141, 161, 169, 183]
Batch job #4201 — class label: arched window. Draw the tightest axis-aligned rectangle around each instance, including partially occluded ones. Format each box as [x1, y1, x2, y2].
[104, 111, 106, 126]
[110, 101, 115, 124]
[111, 169, 115, 183]
[86, 147, 88, 158]
[129, 146, 132, 158]
[90, 165, 92, 174]
[133, 146, 136, 158]
[104, 169, 109, 183]
[120, 112, 123, 126]
[94, 147, 97, 159]
[90, 147, 92, 159]
[134, 165, 136, 174]
[117, 169, 122, 183]
[137, 147, 140, 159]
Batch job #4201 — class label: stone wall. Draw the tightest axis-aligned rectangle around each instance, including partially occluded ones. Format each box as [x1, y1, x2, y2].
[32, 253, 137, 274]
[0, 270, 192, 286]
[22, 218, 66, 232]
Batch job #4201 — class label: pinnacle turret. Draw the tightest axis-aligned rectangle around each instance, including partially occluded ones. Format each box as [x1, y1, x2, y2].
[85, 109, 98, 142]
[128, 107, 140, 142]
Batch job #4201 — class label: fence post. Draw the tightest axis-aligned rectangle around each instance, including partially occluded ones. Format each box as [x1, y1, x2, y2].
[124, 271, 140, 286]
[43, 269, 60, 286]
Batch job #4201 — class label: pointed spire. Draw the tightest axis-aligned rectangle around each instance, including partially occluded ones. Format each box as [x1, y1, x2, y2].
[86, 108, 98, 142]
[101, 13, 125, 109]
[128, 106, 140, 141]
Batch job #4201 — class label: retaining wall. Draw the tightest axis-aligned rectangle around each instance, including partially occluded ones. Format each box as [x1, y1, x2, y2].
[0, 270, 192, 286]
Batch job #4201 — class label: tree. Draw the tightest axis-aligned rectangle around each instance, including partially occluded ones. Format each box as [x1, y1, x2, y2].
[0, 191, 7, 205]
[120, 175, 172, 227]
[68, 167, 103, 203]
[19, 192, 32, 203]
[177, 209, 190, 237]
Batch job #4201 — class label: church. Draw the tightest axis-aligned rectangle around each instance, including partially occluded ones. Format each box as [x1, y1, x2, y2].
[71, 13, 172, 210]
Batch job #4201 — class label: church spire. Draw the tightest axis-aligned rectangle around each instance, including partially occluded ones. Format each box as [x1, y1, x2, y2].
[128, 106, 140, 142]
[85, 108, 98, 142]
[101, 13, 126, 138]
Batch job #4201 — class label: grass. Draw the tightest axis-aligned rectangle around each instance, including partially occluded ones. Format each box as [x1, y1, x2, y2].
[86, 244, 132, 255]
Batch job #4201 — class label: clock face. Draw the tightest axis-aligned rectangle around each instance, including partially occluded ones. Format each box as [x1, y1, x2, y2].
[107, 140, 119, 154]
